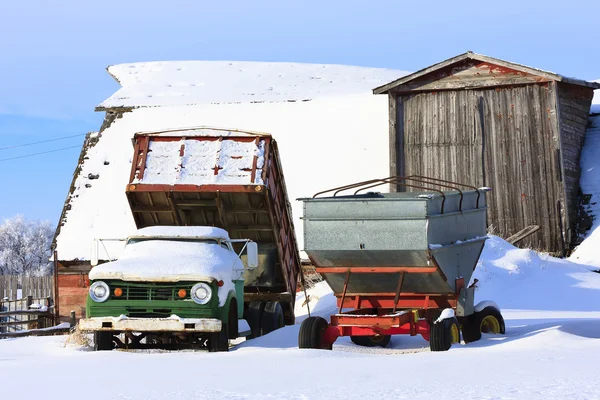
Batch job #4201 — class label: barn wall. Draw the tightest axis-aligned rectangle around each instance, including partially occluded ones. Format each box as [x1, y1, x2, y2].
[57, 263, 91, 321]
[556, 83, 595, 245]
[478, 83, 564, 253]
[395, 83, 566, 253]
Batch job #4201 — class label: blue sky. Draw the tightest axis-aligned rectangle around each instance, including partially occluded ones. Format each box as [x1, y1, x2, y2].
[1, 0, 599, 223]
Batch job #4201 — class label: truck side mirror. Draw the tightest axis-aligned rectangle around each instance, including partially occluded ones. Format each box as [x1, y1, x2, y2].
[91, 239, 99, 266]
[246, 242, 259, 269]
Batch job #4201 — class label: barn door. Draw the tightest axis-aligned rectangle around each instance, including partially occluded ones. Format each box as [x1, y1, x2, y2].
[400, 91, 483, 185]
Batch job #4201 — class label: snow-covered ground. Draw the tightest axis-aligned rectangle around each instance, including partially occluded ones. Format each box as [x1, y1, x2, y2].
[3, 236, 600, 400]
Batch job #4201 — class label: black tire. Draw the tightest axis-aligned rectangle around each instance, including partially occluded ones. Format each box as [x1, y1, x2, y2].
[430, 317, 460, 352]
[351, 335, 391, 348]
[261, 301, 284, 335]
[208, 323, 229, 352]
[228, 299, 239, 340]
[298, 316, 331, 350]
[461, 314, 481, 344]
[462, 306, 505, 344]
[244, 301, 264, 339]
[350, 336, 371, 347]
[94, 331, 114, 351]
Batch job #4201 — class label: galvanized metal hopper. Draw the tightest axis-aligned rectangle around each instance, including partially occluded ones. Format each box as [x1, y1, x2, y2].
[300, 176, 489, 316]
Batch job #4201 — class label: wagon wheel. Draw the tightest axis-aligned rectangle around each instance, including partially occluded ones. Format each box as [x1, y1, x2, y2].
[298, 316, 332, 350]
[462, 306, 505, 344]
[429, 317, 460, 352]
[94, 331, 115, 351]
[351, 335, 391, 348]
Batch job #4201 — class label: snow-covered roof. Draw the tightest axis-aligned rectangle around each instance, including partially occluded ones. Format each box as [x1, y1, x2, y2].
[54, 62, 410, 262]
[128, 226, 230, 241]
[98, 61, 404, 110]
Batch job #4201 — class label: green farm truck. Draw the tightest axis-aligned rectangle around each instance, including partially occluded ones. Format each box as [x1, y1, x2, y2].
[80, 226, 259, 351]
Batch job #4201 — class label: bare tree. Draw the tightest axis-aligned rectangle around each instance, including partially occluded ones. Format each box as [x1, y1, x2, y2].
[0, 215, 53, 276]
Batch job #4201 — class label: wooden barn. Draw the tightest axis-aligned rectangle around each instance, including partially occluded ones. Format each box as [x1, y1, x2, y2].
[374, 52, 599, 255]
[52, 61, 405, 320]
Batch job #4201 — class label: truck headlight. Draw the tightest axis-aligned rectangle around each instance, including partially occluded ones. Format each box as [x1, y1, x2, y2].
[89, 281, 110, 302]
[191, 283, 212, 305]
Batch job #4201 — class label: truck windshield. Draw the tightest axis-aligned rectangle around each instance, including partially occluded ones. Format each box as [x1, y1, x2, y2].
[126, 238, 219, 245]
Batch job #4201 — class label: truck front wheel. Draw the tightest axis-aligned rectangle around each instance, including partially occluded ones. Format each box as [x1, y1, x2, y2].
[94, 331, 114, 351]
[208, 324, 229, 352]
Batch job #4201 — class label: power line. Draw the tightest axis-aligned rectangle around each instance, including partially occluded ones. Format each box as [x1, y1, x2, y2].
[0, 133, 86, 151]
[0, 145, 82, 162]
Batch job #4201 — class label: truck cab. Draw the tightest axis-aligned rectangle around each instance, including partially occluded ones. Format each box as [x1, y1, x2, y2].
[78, 226, 258, 352]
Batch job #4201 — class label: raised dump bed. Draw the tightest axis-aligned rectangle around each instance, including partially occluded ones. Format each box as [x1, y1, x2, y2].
[125, 128, 301, 326]
[298, 176, 505, 351]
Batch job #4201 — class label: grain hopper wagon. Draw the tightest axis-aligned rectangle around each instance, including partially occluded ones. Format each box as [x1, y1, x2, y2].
[124, 128, 302, 338]
[298, 176, 505, 351]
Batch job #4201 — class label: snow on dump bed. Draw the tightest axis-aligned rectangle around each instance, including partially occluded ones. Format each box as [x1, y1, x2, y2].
[99, 61, 404, 109]
[89, 239, 242, 306]
[135, 137, 265, 185]
[129, 226, 230, 240]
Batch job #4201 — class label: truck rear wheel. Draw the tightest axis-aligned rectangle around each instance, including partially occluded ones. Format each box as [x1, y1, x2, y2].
[244, 301, 264, 339]
[429, 317, 460, 352]
[261, 301, 284, 335]
[351, 335, 391, 348]
[94, 331, 114, 351]
[298, 316, 331, 350]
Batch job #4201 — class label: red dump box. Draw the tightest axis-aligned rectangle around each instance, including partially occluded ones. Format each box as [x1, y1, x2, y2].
[125, 128, 301, 325]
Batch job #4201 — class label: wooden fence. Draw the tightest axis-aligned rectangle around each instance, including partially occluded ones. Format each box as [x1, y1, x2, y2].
[0, 296, 54, 334]
[0, 275, 62, 337]
[0, 275, 53, 300]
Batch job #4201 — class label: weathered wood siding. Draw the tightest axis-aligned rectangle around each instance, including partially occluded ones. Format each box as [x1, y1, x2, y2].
[401, 90, 482, 184]
[393, 59, 553, 92]
[479, 83, 564, 252]
[395, 83, 566, 253]
[556, 83, 595, 245]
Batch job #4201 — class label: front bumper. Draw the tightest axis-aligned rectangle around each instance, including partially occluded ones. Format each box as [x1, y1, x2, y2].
[78, 316, 222, 333]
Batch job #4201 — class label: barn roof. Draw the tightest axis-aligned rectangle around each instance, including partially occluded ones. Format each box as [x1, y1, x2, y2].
[98, 60, 405, 111]
[373, 51, 600, 94]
